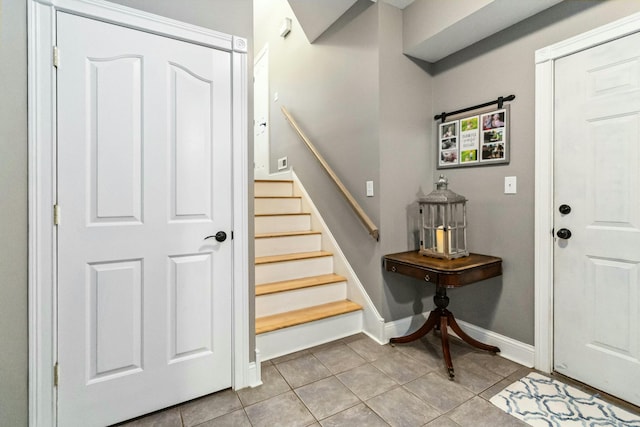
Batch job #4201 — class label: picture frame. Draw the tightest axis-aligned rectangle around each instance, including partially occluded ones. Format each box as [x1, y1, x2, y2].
[437, 106, 509, 168]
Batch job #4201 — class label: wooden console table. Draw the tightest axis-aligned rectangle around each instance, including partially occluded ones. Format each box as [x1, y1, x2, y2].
[384, 251, 502, 378]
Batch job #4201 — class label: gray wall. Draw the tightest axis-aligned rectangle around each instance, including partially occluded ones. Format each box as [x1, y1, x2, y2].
[377, 3, 435, 319]
[0, 1, 251, 425]
[0, 1, 28, 425]
[429, 0, 640, 344]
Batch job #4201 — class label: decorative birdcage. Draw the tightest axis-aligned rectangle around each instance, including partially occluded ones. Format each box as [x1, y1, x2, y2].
[419, 175, 469, 259]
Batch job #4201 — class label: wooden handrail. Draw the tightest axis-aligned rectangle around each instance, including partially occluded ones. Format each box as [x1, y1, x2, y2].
[281, 106, 379, 241]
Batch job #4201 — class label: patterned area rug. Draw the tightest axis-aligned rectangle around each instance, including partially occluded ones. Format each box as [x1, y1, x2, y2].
[490, 372, 640, 427]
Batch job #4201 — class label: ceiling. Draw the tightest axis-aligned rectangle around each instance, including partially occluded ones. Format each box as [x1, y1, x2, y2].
[287, 0, 563, 63]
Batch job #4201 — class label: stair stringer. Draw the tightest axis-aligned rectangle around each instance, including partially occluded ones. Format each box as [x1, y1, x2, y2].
[290, 170, 386, 344]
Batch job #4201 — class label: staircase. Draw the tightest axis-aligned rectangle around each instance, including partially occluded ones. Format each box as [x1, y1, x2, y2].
[254, 179, 364, 360]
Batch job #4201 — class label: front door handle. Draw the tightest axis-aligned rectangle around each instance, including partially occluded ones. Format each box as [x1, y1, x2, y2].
[556, 228, 572, 239]
[205, 231, 227, 242]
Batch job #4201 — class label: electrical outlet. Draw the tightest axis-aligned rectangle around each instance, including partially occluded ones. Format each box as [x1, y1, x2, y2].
[277, 156, 288, 170]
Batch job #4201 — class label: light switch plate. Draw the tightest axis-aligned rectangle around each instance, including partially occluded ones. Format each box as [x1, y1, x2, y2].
[504, 176, 517, 194]
[366, 181, 374, 197]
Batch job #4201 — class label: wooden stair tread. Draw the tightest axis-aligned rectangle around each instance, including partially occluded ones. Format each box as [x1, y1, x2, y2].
[255, 251, 332, 265]
[255, 196, 301, 199]
[255, 212, 310, 217]
[256, 300, 362, 334]
[255, 179, 293, 183]
[256, 273, 346, 296]
[255, 230, 321, 239]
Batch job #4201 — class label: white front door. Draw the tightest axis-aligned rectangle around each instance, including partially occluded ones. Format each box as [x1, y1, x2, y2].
[57, 12, 232, 426]
[554, 30, 640, 406]
[254, 46, 270, 179]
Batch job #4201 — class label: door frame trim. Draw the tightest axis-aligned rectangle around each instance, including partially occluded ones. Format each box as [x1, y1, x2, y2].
[27, 1, 251, 425]
[534, 11, 640, 373]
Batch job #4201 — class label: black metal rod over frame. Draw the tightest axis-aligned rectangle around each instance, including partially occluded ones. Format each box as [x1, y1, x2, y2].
[434, 94, 515, 123]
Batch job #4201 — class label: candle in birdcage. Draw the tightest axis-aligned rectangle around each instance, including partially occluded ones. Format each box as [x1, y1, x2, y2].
[436, 226, 453, 254]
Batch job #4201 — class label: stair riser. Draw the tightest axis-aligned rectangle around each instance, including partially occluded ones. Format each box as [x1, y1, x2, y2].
[255, 198, 302, 215]
[255, 215, 311, 234]
[256, 282, 347, 317]
[255, 234, 322, 257]
[255, 257, 333, 285]
[255, 182, 293, 197]
[256, 311, 363, 361]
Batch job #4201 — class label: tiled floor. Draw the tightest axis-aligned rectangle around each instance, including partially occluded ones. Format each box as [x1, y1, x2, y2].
[115, 332, 638, 427]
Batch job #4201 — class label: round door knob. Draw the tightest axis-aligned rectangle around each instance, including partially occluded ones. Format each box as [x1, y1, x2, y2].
[205, 231, 227, 242]
[559, 204, 572, 215]
[556, 228, 572, 239]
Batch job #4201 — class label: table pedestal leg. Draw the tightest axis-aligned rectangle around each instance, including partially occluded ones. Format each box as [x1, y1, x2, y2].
[389, 285, 500, 379]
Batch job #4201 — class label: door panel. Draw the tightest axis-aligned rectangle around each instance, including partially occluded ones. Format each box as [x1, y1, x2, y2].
[88, 259, 143, 382]
[57, 12, 232, 426]
[90, 56, 143, 224]
[554, 31, 640, 406]
[169, 253, 214, 361]
[170, 65, 214, 219]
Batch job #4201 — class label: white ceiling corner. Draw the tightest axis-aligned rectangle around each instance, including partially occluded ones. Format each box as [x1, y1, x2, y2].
[287, 0, 359, 43]
[403, 0, 563, 63]
[381, 0, 415, 9]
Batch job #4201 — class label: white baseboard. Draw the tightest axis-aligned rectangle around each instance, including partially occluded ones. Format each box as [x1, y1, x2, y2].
[384, 313, 534, 368]
[244, 350, 263, 389]
[264, 170, 292, 180]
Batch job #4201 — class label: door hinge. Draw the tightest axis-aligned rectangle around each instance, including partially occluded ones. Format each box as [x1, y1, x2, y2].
[53, 46, 59, 68]
[54, 204, 60, 225]
[54, 363, 59, 387]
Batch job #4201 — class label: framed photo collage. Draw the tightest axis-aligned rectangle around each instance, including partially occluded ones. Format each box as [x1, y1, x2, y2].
[438, 106, 509, 169]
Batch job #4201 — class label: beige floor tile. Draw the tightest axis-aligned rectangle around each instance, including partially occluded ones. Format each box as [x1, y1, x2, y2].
[275, 353, 332, 388]
[346, 336, 396, 362]
[372, 351, 432, 384]
[237, 364, 291, 406]
[244, 391, 316, 427]
[336, 363, 398, 400]
[294, 377, 360, 420]
[116, 335, 541, 427]
[367, 387, 440, 427]
[195, 409, 251, 427]
[311, 342, 367, 375]
[180, 389, 242, 427]
[459, 351, 522, 378]
[423, 416, 461, 427]
[434, 356, 502, 394]
[404, 372, 475, 413]
[447, 396, 528, 427]
[320, 403, 390, 427]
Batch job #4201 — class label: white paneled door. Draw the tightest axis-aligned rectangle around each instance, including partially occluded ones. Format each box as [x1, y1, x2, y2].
[57, 12, 232, 426]
[554, 31, 640, 406]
